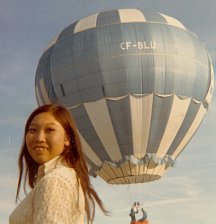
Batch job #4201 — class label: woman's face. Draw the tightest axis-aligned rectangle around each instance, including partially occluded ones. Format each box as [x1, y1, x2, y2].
[26, 112, 70, 164]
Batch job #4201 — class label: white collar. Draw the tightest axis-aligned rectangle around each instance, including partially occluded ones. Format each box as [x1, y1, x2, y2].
[36, 156, 63, 183]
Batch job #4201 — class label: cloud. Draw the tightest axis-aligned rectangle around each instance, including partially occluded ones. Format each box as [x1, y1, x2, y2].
[164, 175, 201, 194]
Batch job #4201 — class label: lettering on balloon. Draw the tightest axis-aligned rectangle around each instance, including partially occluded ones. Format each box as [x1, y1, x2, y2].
[120, 41, 156, 51]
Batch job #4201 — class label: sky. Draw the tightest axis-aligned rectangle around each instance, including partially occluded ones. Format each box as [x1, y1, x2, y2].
[0, 0, 215, 223]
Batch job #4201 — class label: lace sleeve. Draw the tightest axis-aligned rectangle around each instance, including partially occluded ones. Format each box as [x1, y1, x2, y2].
[33, 172, 80, 224]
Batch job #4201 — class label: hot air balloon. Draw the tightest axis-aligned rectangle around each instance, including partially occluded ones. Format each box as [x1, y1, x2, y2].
[35, 8, 214, 185]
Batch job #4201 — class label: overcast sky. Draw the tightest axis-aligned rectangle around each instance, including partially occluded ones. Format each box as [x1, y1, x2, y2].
[0, 1, 215, 223]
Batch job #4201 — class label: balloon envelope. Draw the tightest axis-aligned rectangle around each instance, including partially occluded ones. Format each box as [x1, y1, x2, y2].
[35, 9, 214, 184]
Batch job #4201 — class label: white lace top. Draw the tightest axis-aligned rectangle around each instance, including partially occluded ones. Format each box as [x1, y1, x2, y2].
[9, 156, 85, 224]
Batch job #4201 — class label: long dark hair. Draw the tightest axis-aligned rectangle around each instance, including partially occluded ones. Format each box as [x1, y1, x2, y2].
[16, 104, 107, 223]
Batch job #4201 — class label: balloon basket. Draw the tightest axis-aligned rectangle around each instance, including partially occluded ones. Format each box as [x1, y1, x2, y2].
[130, 220, 149, 224]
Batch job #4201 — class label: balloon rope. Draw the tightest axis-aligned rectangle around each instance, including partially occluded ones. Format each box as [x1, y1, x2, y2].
[127, 184, 133, 204]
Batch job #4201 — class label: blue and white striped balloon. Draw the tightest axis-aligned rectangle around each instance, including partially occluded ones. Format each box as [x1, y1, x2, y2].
[35, 9, 214, 184]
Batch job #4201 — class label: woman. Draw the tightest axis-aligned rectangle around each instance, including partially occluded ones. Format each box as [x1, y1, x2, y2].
[9, 104, 107, 224]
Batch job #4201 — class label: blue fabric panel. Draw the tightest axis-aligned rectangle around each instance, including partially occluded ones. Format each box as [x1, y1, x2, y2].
[97, 9, 120, 26]
[71, 29, 98, 64]
[36, 46, 58, 103]
[146, 95, 174, 154]
[142, 11, 167, 23]
[58, 22, 78, 40]
[106, 97, 133, 156]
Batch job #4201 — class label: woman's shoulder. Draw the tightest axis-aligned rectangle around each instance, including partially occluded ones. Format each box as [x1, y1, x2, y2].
[48, 165, 77, 182]
[37, 164, 78, 189]
[34, 165, 82, 202]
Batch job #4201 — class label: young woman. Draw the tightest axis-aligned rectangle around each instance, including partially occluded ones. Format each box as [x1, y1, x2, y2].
[9, 104, 107, 224]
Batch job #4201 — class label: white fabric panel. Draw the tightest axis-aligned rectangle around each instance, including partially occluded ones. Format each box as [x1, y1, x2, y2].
[119, 9, 146, 23]
[129, 161, 140, 176]
[39, 78, 51, 103]
[104, 164, 123, 180]
[160, 13, 186, 30]
[35, 85, 43, 106]
[111, 166, 124, 178]
[172, 104, 207, 159]
[112, 179, 122, 184]
[142, 175, 150, 183]
[74, 13, 98, 33]
[98, 168, 111, 182]
[78, 132, 102, 167]
[101, 163, 118, 180]
[119, 161, 131, 177]
[205, 63, 214, 105]
[151, 164, 165, 177]
[156, 96, 191, 158]
[135, 174, 144, 183]
[98, 162, 166, 184]
[84, 99, 122, 161]
[130, 95, 153, 159]
[146, 161, 156, 175]
[130, 176, 137, 184]
[109, 178, 119, 184]
[124, 177, 133, 184]
[139, 163, 147, 175]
